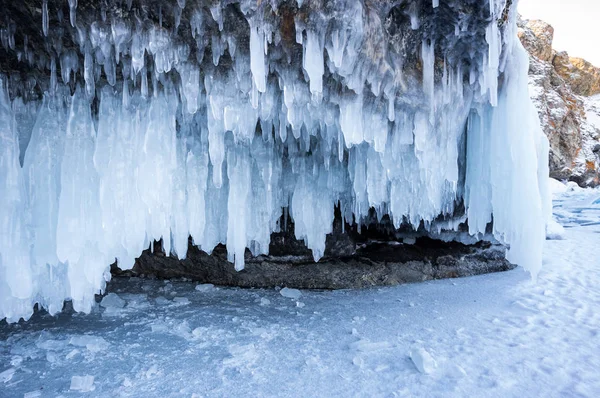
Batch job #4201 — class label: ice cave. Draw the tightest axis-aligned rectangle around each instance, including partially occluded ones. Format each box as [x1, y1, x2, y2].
[0, 0, 550, 322]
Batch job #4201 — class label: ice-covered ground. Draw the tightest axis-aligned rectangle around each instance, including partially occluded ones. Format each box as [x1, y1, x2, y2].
[1, 186, 599, 398]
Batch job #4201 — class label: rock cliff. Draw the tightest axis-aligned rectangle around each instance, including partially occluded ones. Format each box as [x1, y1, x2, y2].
[518, 18, 600, 186]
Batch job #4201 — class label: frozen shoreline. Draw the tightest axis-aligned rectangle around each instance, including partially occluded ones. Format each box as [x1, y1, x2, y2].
[1, 187, 599, 397]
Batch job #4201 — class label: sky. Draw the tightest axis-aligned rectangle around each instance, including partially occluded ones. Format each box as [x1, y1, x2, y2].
[518, 0, 600, 66]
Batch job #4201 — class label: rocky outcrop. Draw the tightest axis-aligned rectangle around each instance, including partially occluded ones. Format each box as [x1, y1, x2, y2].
[518, 18, 600, 186]
[518, 19, 554, 62]
[116, 237, 514, 289]
[553, 54, 600, 97]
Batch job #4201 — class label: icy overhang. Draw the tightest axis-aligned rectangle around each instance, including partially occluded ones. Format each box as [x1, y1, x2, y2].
[2, 0, 508, 100]
[0, 0, 549, 322]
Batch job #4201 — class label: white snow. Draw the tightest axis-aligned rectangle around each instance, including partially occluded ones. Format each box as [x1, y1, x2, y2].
[546, 219, 565, 240]
[548, 178, 569, 195]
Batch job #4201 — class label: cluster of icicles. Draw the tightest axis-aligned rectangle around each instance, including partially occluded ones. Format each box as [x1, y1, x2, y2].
[0, 0, 550, 322]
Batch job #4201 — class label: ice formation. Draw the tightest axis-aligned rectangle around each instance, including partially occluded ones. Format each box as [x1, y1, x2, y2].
[0, 0, 549, 322]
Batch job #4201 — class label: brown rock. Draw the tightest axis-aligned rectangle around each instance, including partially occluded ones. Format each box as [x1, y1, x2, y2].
[553, 53, 600, 97]
[518, 19, 554, 62]
[518, 17, 600, 187]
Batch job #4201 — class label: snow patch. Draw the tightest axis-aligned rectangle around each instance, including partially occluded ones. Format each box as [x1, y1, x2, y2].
[548, 178, 568, 195]
[546, 219, 565, 240]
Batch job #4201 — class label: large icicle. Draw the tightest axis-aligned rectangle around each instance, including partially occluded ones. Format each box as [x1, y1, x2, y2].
[0, 79, 33, 322]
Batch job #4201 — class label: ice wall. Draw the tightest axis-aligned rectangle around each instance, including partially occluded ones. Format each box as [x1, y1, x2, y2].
[0, 0, 549, 322]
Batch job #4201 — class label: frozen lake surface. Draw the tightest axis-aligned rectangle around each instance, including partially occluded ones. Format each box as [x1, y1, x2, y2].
[1, 187, 599, 397]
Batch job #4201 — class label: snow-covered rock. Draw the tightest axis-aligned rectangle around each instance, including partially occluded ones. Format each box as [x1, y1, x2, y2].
[519, 18, 600, 187]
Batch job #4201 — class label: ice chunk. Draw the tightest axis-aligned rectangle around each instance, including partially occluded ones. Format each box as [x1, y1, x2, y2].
[155, 296, 171, 306]
[100, 293, 126, 309]
[0, 367, 16, 383]
[410, 346, 437, 374]
[195, 284, 215, 292]
[69, 335, 110, 352]
[70, 375, 95, 392]
[173, 297, 190, 305]
[280, 287, 302, 299]
[260, 297, 271, 306]
[350, 339, 392, 353]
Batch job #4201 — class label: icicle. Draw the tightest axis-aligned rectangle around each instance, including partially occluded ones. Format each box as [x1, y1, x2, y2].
[42, 0, 49, 37]
[226, 147, 251, 270]
[50, 56, 57, 94]
[69, 0, 77, 27]
[485, 21, 500, 106]
[141, 67, 148, 97]
[408, 3, 420, 30]
[0, 78, 34, 321]
[122, 80, 130, 108]
[250, 23, 267, 93]
[210, 5, 223, 32]
[303, 31, 324, 95]
[422, 39, 435, 119]
[84, 49, 95, 97]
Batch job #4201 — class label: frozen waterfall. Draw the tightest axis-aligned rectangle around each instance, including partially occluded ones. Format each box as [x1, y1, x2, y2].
[0, 0, 549, 322]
